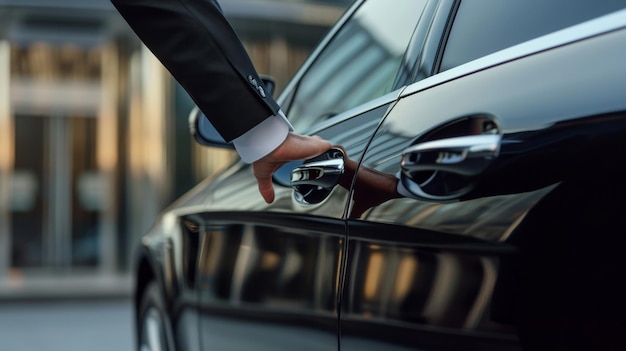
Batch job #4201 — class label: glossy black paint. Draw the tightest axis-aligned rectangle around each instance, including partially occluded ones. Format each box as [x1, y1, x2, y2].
[132, 0, 626, 350]
[190, 213, 342, 351]
[341, 9, 626, 350]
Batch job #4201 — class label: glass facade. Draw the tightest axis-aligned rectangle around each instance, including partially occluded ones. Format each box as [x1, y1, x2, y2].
[0, 0, 348, 296]
[4, 37, 123, 275]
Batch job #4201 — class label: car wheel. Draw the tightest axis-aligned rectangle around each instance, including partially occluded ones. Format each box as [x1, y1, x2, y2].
[138, 282, 169, 351]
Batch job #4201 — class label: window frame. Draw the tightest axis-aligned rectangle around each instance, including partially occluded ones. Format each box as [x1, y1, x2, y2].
[277, 0, 435, 134]
[434, 0, 626, 74]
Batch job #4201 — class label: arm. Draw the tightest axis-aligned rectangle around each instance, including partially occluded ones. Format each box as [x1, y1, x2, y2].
[112, 0, 331, 203]
[111, 0, 279, 141]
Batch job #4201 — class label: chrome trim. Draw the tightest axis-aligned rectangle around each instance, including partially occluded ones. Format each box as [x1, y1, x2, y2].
[401, 9, 626, 97]
[401, 134, 501, 176]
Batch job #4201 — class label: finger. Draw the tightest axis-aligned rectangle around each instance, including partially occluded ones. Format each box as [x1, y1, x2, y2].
[257, 176, 275, 203]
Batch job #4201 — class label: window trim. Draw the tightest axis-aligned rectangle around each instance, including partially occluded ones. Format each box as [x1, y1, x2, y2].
[405, 0, 457, 84]
[400, 8, 626, 99]
[431, 0, 461, 75]
[281, 0, 431, 134]
[277, 0, 364, 111]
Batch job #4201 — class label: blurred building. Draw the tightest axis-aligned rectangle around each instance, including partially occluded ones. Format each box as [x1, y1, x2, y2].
[0, 0, 349, 296]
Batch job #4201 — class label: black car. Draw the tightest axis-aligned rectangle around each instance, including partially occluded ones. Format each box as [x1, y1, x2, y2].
[134, 1, 626, 350]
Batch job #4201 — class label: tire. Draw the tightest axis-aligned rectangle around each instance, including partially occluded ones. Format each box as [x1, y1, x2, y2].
[138, 281, 169, 351]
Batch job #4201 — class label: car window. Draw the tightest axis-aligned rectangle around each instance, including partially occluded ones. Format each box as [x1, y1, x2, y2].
[287, 0, 428, 132]
[440, 0, 626, 72]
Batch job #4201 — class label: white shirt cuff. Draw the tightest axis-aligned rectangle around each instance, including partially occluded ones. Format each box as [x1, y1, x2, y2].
[232, 110, 294, 163]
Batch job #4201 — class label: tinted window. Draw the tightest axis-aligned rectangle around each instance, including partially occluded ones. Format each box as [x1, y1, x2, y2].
[440, 0, 626, 72]
[288, 0, 427, 131]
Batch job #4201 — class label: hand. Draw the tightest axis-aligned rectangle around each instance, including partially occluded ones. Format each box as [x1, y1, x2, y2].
[252, 133, 332, 203]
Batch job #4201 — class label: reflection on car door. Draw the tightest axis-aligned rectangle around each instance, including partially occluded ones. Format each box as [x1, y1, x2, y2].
[341, 9, 626, 351]
[192, 212, 342, 351]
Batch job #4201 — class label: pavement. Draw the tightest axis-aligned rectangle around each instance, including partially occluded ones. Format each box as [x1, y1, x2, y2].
[0, 272, 133, 301]
[0, 272, 135, 351]
[0, 298, 135, 351]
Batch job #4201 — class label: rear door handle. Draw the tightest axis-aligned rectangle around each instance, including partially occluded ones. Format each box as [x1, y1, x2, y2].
[401, 134, 501, 177]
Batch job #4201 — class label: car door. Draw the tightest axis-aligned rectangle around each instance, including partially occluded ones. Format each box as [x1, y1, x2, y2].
[190, 1, 429, 350]
[341, 1, 626, 351]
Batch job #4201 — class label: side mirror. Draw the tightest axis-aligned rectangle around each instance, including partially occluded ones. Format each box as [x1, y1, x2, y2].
[188, 106, 234, 149]
[188, 75, 277, 148]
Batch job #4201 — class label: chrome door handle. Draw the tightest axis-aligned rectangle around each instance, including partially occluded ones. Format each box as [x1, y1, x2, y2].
[291, 148, 345, 205]
[291, 158, 344, 188]
[401, 134, 501, 177]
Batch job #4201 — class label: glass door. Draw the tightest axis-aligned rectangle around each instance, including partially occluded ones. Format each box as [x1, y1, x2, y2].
[11, 113, 100, 268]
[7, 42, 118, 273]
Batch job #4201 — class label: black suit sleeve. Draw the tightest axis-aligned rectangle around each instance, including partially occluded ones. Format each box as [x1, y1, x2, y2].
[111, 0, 281, 141]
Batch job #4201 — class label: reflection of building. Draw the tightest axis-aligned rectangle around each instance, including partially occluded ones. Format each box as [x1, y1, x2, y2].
[0, 0, 349, 294]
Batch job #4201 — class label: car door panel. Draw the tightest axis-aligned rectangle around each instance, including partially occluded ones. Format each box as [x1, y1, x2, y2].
[341, 20, 626, 351]
[191, 212, 342, 351]
[341, 224, 520, 351]
[190, 93, 397, 350]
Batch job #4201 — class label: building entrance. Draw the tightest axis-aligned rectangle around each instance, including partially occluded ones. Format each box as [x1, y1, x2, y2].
[5, 42, 119, 274]
[12, 114, 100, 268]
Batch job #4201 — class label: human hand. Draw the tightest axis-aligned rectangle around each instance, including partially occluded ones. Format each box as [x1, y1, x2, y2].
[252, 133, 332, 203]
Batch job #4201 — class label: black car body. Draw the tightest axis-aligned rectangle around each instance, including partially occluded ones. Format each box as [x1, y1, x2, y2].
[134, 1, 626, 350]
